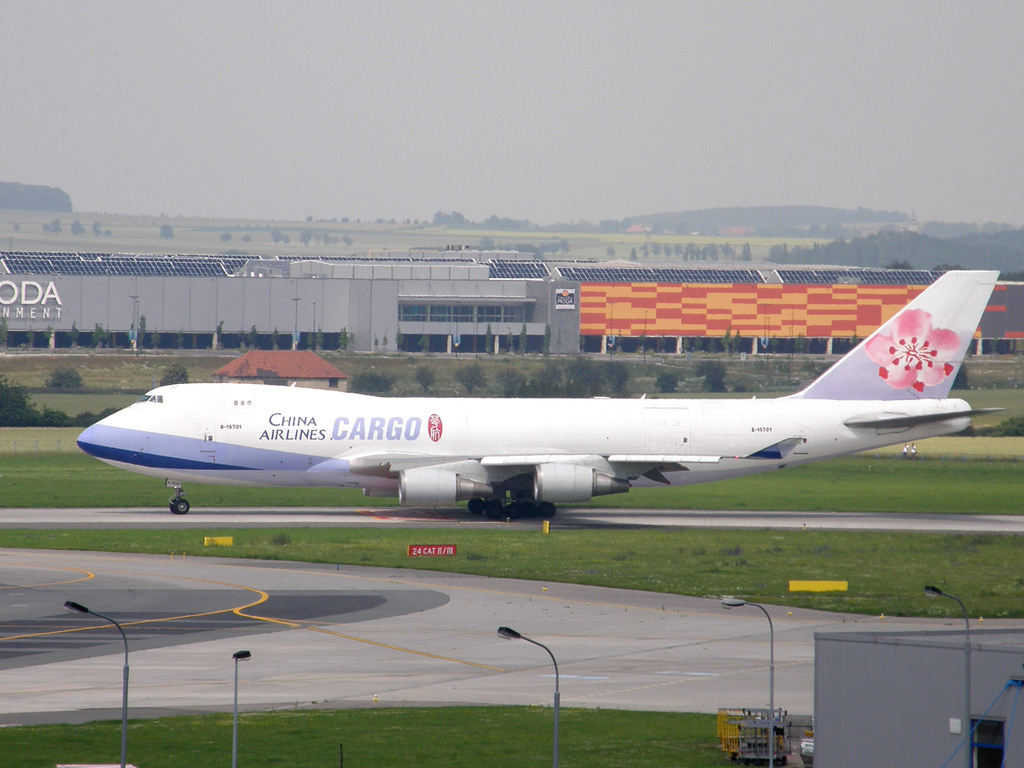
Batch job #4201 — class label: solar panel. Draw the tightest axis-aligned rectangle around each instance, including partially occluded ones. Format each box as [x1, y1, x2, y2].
[488, 260, 550, 279]
[556, 267, 765, 284]
[1, 252, 254, 277]
[775, 269, 939, 285]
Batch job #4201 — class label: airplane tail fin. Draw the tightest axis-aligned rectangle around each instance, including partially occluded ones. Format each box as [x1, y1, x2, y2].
[795, 270, 999, 400]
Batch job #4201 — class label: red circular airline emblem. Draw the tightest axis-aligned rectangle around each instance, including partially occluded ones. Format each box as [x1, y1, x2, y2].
[428, 414, 443, 442]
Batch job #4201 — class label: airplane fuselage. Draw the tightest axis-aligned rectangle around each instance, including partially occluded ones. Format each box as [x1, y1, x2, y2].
[78, 383, 971, 494]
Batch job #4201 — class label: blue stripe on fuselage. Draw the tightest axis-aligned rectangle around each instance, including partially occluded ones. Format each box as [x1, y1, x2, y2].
[77, 424, 326, 473]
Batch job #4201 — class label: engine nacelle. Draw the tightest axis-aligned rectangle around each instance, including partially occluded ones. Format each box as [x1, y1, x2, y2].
[399, 468, 493, 507]
[533, 463, 629, 503]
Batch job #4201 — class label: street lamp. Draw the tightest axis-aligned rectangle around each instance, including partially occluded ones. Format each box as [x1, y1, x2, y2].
[64, 600, 130, 768]
[128, 295, 139, 355]
[232, 650, 252, 768]
[926, 585, 972, 768]
[498, 626, 560, 768]
[722, 597, 776, 768]
[291, 296, 301, 350]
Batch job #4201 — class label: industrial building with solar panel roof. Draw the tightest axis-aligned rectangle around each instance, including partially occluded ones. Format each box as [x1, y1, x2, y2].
[0, 249, 1019, 355]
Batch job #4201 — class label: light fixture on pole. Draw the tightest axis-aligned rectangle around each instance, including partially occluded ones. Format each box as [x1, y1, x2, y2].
[498, 626, 560, 768]
[64, 600, 130, 768]
[232, 650, 252, 768]
[926, 585, 972, 768]
[722, 597, 776, 768]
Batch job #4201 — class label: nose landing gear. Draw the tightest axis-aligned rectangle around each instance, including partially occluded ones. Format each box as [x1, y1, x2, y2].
[167, 481, 190, 515]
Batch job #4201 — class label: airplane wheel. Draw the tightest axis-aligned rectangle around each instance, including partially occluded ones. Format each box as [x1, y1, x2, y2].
[539, 502, 556, 519]
[506, 501, 530, 520]
[484, 500, 504, 520]
[171, 498, 190, 515]
[467, 498, 485, 515]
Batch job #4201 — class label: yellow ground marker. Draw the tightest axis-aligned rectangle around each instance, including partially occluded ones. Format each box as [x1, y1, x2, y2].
[789, 580, 848, 592]
[204, 536, 234, 546]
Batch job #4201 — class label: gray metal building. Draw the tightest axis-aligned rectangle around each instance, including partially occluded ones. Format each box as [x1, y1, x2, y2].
[815, 628, 1024, 767]
[0, 250, 582, 354]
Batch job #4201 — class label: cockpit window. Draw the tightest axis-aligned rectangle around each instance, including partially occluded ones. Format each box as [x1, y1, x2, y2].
[135, 394, 164, 404]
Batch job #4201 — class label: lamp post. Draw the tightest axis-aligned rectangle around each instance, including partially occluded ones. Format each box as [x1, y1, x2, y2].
[926, 585, 972, 768]
[64, 600, 130, 768]
[232, 650, 251, 768]
[498, 626, 559, 768]
[128, 295, 139, 355]
[722, 597, 775, 768]
[291, 296, 301, 350]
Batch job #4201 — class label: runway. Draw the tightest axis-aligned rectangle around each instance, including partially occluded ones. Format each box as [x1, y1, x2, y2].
[1, 548, 1017, 726]
[3, 505, 1024, 533]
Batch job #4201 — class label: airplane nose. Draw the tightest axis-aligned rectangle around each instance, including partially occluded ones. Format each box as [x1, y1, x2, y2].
[77, 425, 99, 457]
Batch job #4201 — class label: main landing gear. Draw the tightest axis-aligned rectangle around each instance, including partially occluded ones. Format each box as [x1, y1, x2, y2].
[167, 481, 190, 515]
[467, 498, 556, 521]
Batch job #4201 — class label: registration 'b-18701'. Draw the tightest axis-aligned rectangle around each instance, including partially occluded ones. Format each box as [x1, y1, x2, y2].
[78, 271, 999, 518]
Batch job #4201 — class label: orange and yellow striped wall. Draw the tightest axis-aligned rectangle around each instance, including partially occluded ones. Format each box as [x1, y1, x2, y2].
[579, 283, 930, 338]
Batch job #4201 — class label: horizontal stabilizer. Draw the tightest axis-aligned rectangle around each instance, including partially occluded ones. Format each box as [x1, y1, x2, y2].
[843, 408, 1001, 430]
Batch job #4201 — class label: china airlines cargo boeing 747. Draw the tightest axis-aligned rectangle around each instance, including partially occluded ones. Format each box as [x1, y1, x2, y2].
[78, 271, 999, 518]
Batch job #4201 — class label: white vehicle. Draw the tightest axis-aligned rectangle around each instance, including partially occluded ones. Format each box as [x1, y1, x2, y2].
[78, 271, 998, 518]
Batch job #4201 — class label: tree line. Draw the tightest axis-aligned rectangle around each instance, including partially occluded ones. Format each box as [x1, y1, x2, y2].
[770, 229, 1024, 273]
[0, 181, 72, 212]
[351, 358, 632, 399]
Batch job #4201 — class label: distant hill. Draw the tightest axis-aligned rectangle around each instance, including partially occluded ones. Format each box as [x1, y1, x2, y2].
[0, 182, 72, 213]
[600, 205, 911, 237]
[771, 229, 1024, 274]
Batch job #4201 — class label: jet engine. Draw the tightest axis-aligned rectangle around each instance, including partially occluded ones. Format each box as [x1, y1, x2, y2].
[533, 463, 629, 503]
[398, 468, 493, 507]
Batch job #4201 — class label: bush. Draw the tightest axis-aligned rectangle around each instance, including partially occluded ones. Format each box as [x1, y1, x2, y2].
[455, 363, 487, 395]
[413, 366, 435, 394]
[45, 366, 84, 389]
[160, 362, 189, 386]
[605, 361, 630, 397]
[0, 374, 74, 426]
[351, 371, 393, 394]
[695, 360, 728, 392]
[0, 375, 41, 426]
[655, 371, 678, 394]
[984, 416, 1024, 437]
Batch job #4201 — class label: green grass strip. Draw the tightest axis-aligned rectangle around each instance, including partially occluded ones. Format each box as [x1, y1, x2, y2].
[3, 527, 1022, 618]
[3, 453, 1024, 514]
[0, 708, 721, 768]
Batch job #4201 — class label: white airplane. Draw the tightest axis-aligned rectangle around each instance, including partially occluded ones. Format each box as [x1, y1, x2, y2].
[78, 270, 998, 518]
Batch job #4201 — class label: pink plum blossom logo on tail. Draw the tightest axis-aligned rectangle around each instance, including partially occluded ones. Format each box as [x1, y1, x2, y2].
[864, 308, 961, 393]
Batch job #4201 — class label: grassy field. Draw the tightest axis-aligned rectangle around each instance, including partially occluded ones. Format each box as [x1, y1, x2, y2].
[28, 391, 140, 415]
[0, 707, 721, 768]
[2, 452, 1023, 514]
[2, 526, 1021, 617]
[0, 207, 818, 262]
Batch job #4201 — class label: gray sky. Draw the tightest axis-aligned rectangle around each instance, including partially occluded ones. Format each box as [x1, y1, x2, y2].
[3, 1, 1023, 225]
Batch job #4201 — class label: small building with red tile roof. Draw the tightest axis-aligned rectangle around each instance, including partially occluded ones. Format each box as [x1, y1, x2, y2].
[213, 351, 348, 390]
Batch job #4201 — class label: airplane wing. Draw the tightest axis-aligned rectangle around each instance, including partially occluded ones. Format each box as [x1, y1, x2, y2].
[328, 443, 799, 484]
